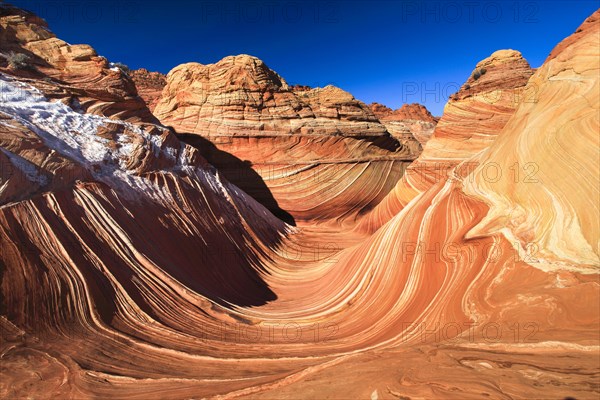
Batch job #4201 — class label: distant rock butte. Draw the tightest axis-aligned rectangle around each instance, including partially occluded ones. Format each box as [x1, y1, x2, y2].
[154, 54, 392, 138]
[369, 102, 438, 124]
[290, 84, 312, 92]
[129, 68, 167, 112]
[368, 102, 438, 147]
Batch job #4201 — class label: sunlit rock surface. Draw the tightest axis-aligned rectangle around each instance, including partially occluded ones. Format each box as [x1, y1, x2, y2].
[356, 48, 535, 234]
[0, 3, 155, 123]
[369, 102, 438, 123]
[464, 12, 600, 271]
[153, 54, 422, 222]
[0, 3, 598, 399]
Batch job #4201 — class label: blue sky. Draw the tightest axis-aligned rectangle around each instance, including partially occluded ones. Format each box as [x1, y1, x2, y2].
[9, 0, 599, 115]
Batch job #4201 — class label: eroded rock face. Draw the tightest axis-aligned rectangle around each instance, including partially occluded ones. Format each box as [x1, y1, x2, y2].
[464, 12, 600, 270]
[154, 54, 422, 221]
[0, 20, 294, 398]
[453, 49, 535, 101]
[357, 48, 535, 233]
[155, 55, 390, 138]
[0, 4, 598, 400]
[370, 102, 438, 123]
[129, 68, 167, 112]
[368, 102, 438, 149]
[0, 3, 154, 123]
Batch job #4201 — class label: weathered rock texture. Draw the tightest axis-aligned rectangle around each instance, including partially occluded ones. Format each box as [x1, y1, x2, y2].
[464, 14, 600, 270]
[370, 102, 438, 123]
[154, 55, 423, 221]
[154, 55, 390, 138]
[129, 68, 167, 111]
[0, 3, 154, 123]
[368, 102, 438, 151]
[357, 49, 535, 233]
[0, 3, 598, 400]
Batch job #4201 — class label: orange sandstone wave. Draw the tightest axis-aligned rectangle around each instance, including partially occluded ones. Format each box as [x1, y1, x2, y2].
[0, 4, 598, 399]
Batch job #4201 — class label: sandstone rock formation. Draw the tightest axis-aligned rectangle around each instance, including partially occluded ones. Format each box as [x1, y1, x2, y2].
[129, 68, 167, 112]
[1, 3, 598, 400]
[464, 13, 600, 270]
[154, 54, 423, 221]
[356, 48, 535, 233]
[370, 101, 438, 123]
[154, 55, 389, 138]
[0, 3, 154, 123]
[368, 102, 438, 151]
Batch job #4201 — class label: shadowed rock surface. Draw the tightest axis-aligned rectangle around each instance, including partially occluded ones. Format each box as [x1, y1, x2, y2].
[129, 68, 167, 112]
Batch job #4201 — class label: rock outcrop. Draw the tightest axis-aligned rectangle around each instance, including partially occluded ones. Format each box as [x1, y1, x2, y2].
[357, 48, 535, 233]
[154, 55, 389, 138]
[368, 102, 438, 149]
[0, 3, 154, 123]
[129, 68, 167, 112]
[154, 54, 422, 221]
[464, 12, 600, 270]
[370, 102, 438, 123]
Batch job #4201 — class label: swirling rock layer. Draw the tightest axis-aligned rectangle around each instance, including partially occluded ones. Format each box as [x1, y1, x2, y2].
[1, 4, 599, 399]
[356, 49, 535, 234]
[153, 55, 422, 222]
[464, 12, 600, 270]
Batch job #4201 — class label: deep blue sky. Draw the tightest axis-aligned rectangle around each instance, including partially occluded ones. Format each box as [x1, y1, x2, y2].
[8, 0, 599, 115]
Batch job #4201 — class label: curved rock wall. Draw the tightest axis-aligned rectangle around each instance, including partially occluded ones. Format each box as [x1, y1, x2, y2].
[0, 4, 598, 399]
